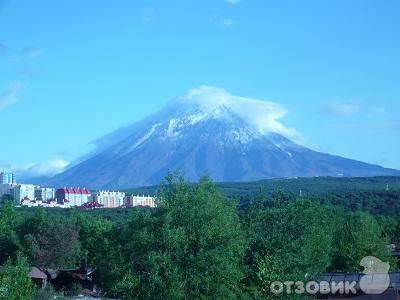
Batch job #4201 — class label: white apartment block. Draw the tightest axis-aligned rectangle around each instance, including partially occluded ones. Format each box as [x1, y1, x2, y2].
[13, 184, 35, 203]
[34, 187, 55, 201]
[0, 172, 16, 184]
[55, 188, 91, 207]
[124, 195, 156, 208]
[92, 190, 126, 208]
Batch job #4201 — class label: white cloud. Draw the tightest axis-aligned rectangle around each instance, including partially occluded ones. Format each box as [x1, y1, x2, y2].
[226, 0, 240, 4]
[321, 101, 389, 118]
[1, 158, 70, 179]
[0, 82, 23, 110]
[142, 7, 156, 22]
[210, 13, 237, 27]
[220, 18, 236, 27]
[178, 86, 306, 145]
[321, 101, 362, 116]
[26, 158, 70, 177]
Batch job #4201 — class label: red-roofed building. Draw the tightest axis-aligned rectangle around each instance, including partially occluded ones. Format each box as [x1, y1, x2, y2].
[56, 187, 91, 206]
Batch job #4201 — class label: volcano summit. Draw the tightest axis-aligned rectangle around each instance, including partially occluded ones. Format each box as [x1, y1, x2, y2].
[47, 86, 400, 188]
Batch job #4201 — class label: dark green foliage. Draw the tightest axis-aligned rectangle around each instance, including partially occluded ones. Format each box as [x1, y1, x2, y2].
[32, 284, 58, 300]
[0, 203, 20, 265]
[0, 194, 14, 205]
[107, 175, 246, 299]
[124, 176, 400, 198]
[124, 176, 400, 217]
[0, 176, 399, 299]
[331, 211, 393, 272]
[321, 190, 400, 217]
[17, 209, 82, 268]
[71, 212, 113, 267]
[241, 198, 335, 299]
[0, 253, 35, 300]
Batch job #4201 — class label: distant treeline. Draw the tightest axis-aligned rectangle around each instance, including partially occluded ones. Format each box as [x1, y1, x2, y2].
[0, 175, 400, 299]
[126, 176, 400, 217]
[125, 176, 400, 196]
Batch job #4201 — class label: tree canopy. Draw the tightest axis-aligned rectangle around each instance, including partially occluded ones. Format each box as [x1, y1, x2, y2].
[0, 175, 398, 299]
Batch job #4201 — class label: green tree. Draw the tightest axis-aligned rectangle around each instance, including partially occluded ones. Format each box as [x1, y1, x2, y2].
[0, 253, 35, 300]
[111, 175, 246, 299]
[0, 194, 14, 205]
[71, 212, 116, 291]
[72, 212, 113, 266]
[0, 203, 20, 264]
[242, 198, 334, 299]
[332, 211, 393, 271]
[15, 210, 81, 268]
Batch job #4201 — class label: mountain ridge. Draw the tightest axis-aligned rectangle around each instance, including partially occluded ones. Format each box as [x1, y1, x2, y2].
[46, 87, 400, 189]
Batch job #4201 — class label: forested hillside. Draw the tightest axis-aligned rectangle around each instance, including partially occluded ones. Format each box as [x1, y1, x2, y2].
[1, 176, 399, 299]
[125, 176, 400, 197]
[127, 176, 400, 217]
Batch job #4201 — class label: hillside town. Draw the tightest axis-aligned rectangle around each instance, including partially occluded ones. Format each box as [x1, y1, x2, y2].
[0, 171, 156, 209]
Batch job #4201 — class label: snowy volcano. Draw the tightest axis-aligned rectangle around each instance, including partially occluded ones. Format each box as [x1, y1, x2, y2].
[47, 86, 400, 188]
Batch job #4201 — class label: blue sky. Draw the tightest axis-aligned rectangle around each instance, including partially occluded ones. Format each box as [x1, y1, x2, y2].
[0, 0, 399, 177]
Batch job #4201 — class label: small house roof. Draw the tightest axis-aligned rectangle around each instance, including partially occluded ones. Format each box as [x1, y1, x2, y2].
[29, 267, 48, 280]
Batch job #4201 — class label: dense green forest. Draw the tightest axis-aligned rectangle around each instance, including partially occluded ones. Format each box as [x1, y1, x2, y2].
[124, 176, 400, 197]
[127, 176, 400, 217]
[0, 176, 399, 299]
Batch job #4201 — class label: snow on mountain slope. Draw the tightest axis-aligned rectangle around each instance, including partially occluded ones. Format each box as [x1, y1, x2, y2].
[47, 86, 400, 189]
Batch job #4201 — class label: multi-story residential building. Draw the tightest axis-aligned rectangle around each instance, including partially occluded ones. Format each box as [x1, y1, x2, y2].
[92, 190, 125, 208]
[124, 195, 156, 208]
[55, 187, 91, 207]
[0, 183, 15, 197]
[34, 186, 55, 201]
[13, 184, 35, 203]
[0, 172, 16, 184]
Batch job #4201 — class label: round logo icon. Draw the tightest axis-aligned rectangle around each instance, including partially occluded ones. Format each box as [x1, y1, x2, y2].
[359, 256, 390, 295]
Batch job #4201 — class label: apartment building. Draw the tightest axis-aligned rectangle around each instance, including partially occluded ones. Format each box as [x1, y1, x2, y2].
[34, 186, 56, 201]
[91, 190, 125, 208]
[55, 187, 91, 206]
[124, 195, 156, 208]
[0, 183, 15, 197]
[13, 184, 35, 203]
[0, 172, 16, 184]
